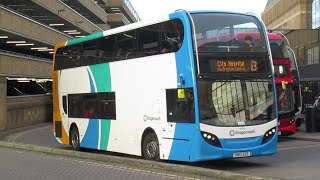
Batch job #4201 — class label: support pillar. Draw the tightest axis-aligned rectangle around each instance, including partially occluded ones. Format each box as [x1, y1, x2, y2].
[0, 76, 7, 131]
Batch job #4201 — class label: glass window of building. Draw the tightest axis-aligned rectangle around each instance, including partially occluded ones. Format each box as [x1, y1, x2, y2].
[307, 47, 319, 64]
[312, 0, 320, 29]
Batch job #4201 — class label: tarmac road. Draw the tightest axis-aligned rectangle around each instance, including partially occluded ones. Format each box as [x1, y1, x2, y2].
[2, 123, 320, 180]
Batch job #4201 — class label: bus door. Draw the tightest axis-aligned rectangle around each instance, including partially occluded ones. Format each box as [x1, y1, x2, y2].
[163, 88, 196, 153]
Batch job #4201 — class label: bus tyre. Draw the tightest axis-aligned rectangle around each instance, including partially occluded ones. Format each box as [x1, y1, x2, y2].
[142, 133, 160, 161]
[70, 127, 80, 151]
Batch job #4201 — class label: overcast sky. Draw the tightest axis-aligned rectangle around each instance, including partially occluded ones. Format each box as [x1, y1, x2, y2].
[129, 0, 269, 20]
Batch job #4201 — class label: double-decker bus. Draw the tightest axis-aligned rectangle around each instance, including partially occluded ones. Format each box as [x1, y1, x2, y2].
[268, 33, 297, 135]
[52, 10, 277, 162]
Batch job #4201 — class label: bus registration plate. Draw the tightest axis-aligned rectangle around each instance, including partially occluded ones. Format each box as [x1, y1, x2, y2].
[233, 151, 251, 158]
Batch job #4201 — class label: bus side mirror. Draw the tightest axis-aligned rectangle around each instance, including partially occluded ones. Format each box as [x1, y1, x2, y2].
[282, 81, 288, 90]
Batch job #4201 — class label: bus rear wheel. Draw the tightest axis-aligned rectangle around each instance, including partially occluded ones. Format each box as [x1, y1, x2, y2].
[142, 133, 159, 161]
[70, 126, 80, 151]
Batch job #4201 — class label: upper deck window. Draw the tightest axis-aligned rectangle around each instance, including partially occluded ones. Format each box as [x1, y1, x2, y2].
[191, 13, 267, 53]
[269, 39, 289, 59]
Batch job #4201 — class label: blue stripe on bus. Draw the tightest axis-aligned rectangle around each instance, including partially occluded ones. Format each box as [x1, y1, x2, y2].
[87, 69, 96, 93]
[80, 69, 99, 149]
[167, 11, 199, 161]
[80, 119, 99, 149]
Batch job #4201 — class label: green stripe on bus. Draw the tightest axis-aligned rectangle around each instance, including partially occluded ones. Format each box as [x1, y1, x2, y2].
[100, 120, 111, 150]
[66, 32, 104, 46]
[90, 63, 111, 92]
[90, 63, 111, 151]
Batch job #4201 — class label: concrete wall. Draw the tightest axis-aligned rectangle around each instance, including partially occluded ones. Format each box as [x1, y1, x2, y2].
[0, 77, 7, 131]
[0, 53, 52, 78]
[6, 95, 52, 130]
[0, 8, 70, 46]
[31, 0, 103, 34]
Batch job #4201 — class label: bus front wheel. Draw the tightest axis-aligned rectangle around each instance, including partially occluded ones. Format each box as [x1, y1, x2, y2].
[142, 133, 160, 161]
[70, 126, 80, 151]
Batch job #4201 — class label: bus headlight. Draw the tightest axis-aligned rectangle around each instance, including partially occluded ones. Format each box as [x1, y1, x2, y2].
[201, 131, 221, 147]
[262, 127, 276, 144]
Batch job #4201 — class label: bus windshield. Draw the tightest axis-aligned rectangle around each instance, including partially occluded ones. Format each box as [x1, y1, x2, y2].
[276, 85, 294, 115]
[198, 78, 275, 127]
[191, 13, 266, 53]
[191, 13, 272, 75]
[269, 39, 289, 59]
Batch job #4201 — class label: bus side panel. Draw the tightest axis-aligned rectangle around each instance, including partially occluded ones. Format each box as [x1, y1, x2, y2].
[61, 64, 113, 150]
[107, 54, 178, 157]
[166, 12, 199, 162]
[88, 64, 112, 150]
[59, 67, 92, 147]
[53, 41, 69, 145]
[53, 70, 69, 145]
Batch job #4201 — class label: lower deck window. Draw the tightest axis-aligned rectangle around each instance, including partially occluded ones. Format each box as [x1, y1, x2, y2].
[68, 92, 116, 119]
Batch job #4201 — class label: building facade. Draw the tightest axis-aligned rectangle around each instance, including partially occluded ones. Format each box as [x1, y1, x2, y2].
[263, 0, 320, 108]
[0, 0, 139, 130]
[262, 0, 312, 29]
[262, 0, 320, 79]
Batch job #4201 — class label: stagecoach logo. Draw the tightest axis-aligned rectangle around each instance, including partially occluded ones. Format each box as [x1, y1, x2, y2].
[229, 129, 255, 136]
[143, 114, 160, 121]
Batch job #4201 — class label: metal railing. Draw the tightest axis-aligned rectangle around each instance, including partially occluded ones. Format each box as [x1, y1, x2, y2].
[301, 81, 320, 112]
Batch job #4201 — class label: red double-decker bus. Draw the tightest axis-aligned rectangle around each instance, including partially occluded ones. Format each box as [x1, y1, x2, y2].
[268, 33, 296, 136]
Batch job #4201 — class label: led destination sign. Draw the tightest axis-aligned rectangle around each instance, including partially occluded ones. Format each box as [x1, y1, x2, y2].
[210, 59, 258, 73]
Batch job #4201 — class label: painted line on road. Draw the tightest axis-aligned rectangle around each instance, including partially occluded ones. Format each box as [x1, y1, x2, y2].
[0, 141, 279, 180]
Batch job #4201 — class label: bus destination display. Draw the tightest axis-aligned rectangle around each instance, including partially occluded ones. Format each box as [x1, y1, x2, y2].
[210, 59, 258, 73]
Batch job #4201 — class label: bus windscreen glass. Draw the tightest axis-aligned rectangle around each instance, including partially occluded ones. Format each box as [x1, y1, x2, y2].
[198, 79, 275, 127]
[191, 13, 266, 53]
[269, 39, 289, 59]
[276, 85, 294, 115]
[191, 13, 272, 74]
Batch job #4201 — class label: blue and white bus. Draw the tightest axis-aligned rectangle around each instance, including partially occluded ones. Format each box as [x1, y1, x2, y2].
[53, 10, 277, 162]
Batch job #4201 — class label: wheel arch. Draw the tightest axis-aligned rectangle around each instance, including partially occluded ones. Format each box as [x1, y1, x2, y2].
[69, 122, 78, 145]
[141, 127, 157, 154]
